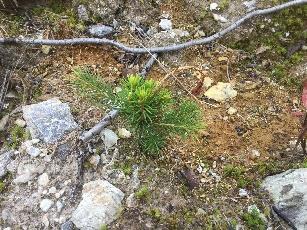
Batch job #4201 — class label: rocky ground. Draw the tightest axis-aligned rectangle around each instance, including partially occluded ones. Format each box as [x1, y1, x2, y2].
[0, 0, 307, 229]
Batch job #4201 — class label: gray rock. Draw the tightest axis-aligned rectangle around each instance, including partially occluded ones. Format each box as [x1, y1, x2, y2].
[61, 220, 75, 230]
[40, 199, 54, 212]
[87, 0, 120, 23]
[13, 162, 45, 184]
[100, 128, 119, 150]
[77, 5, 89, 21]
[88, 24, 114, 38]
[22, 98, 78, 143]
[262, 169, 307, 229]
[0, 150, 14, 178]
[71, 180, 124, 229]
[147, 29, 189, 46]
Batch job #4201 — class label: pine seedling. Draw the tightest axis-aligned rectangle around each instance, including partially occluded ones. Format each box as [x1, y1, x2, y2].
[72, 69, 204, 155]
[116, 75, 204, 154]
[72, 68, 114, 109]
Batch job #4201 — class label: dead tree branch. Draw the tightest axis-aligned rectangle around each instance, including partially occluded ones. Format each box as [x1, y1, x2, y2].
[0, 0, 306, 53]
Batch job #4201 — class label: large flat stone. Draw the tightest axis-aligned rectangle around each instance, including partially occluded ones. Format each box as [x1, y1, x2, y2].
[262, 169, 307, 229]
[22, 98, 78, 143]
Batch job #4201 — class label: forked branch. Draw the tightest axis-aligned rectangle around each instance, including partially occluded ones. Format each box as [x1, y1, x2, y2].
[0, 0, 306, 53]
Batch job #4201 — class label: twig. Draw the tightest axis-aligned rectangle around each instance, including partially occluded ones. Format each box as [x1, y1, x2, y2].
[139, 53, 158, 77]
[0, 0, 306, 53]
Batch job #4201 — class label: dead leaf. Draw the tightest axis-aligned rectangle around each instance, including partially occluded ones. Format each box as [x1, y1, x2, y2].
[191, 76, 205, 96]
[218, 56, 228, 62]
[256, 46, 270, 55]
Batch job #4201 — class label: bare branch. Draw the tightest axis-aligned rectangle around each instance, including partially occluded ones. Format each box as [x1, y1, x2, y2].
[0, 0, 306, 53]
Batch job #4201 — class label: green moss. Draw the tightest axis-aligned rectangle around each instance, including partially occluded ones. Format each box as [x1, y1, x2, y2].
[242, 208, 266, 230]
[135, 185, 150, 201]
[220, 0, 230, 10]
[257, 162, 278, 176]
[8, 125, 29, 149]
[223, 164, 245, 179]
[0, 181, 5, 193]
[147, 208, 162, 221]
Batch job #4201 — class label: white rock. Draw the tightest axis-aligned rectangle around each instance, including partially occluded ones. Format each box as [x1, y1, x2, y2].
[204, 82, 237, 102]
[203, 77, 213, 88]
[227, 107, 237, 115]
[126, 193, 136, 208]
[239, 188, 248, 197]
[89, 154, 100, 167]
[212, 14, 228, 23]
[41, 45, 51, 55]
[71, 180, 124, 229]
[100, 128, 119, 150]
[118, 128, 132, 139]
[209, 3, 219, 11]
[262, 169, 307, 229]
[38, 173, 49, 187]
[243, 0, 256, 12]
[251, 149, 261, 158]
[42, 214, 49, 227]
[159, 19, 172, 31]
[0, 150, 14, 178]
[49, 187, 57, 194]
[56, 201, 64, 212]
[40, 199, 54, 212]
[21, 140, 41, 157]
[15, 118, 26, 128]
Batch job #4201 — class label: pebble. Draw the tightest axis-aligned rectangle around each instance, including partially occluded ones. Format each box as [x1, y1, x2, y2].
[42, 214, 50, 227]
[41, 45, 51, 55]
[40, 199, 54, 212]
[227, 107, 237, 115]
[239, 188, 248, 197]
[203, 77, 213, 88]
[57, 201, 64, 212]
[100, 128, 119, 150]
[196, 208, 206, 216]
[159, 18, 172, 31]
[49, 187, 57, 194]
[21, 141, 41, 158]
[251, 149, 261, 158]
[212, 161, 217, 169]
[15, 119, 26, 128]
[118, 128, 132, 139]
[196, 165, 203, 174]
[209, 3, 219, 11]
[212, 14, 228, 23]
[38, 173, 49, 187]
[89, 154, 100, 167]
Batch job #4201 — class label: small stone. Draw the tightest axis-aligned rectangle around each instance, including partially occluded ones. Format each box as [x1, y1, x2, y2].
[239, 188, 248, 197]
[126, 193, 136, 208]
[0, 150, 14, 179]
[212, 161, 217, 169]
[49, 187, 57, 194]
[203, 77, 213, 88]
[13, 163, 45, 184]
[212, 13, 228, 23]
[159, 19, 172, 31]
[209, 3, 219, 11]
[15, 118, 26, 127]
[243, 0, 256, 12]
[61, 220, 75, 230]
[118, 128, 132, 139]
[227, 107, 237, 115]
[196, 208, 206, 216]
[41, 45, 51, 55]
[44, 155, 52, 162]
[251, 149, 261, 158]
[42, 214, 50, 227]
[21, 140, 41, 157]
[204, 82, 237, 102]
[38, 173, 49, 187]
[77, 5, 89, 21]
[88, 24, 114, 38]
[40, 199, 54, 212]
[100, 128, 119, 150]
[57, 201, 64, 212]
[196, 165, 203, 174]
[89, 154, 100, 167]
